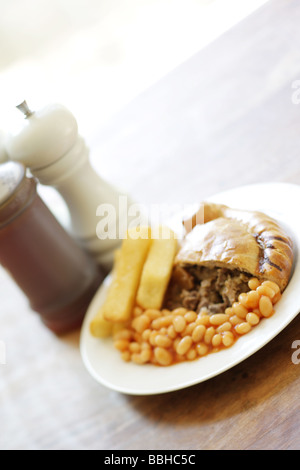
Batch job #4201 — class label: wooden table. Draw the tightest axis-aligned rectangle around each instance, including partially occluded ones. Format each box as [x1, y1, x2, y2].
[1, 0, 300, 450]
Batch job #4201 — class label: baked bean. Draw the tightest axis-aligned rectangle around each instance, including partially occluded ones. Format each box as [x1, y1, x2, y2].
[121, 351, 131, 362]
[217, 321, 232, 332]
[252, 308, 261, 316]
[132, 349, 151, 364]
[259, 295, 273, 317]
[167, 324, 177, 339]
[113, 328, 132, 341]
[210, 313, 229, 325]
[235, 322, 251, 335]
[184, 311, 197, 323]
[229, 315, 243, 326]
[151, 318, 163, 330]
[129, 341, 141, 353]
[192, 324, 206, 342]
[262, 280, 280, 294]
[196, 314, 210, 326]
[132, 314, 151, 333]
[114, 339, 130, 351]
[238, 293, 248, 307]
[149, 330, 159, 346]
[140, 349, 152, 362]
[222, 331, 234, 347]
[162, 309, 171, 316]
[225, 307, 234, 316]
[186, 348, 197, 361]
[158, 328, 166, 336]
[212, 334, 222, 347]
[257, 285, 275, 299]
[176, 336, 193, 355]
[154, 334, 172, 348]
[204, 326, 216, 345]
[173, 315, 187, 333]
[232, 302, 248, 319]
[172, 307, 187, 316]
[196, 343, 209, 356]
[145, 309, 161, 320]
[246, 312, 260, 326]
[182, 323, 195, 337]
[173, 337, 181, 351]
[162, 315, 173, 326]
[152, 315, 172, 329]
[142, 328, 151, 341]
[244, 290, 260, 309]
[248, 278, 261, 290]
[154, 347, 172, 366]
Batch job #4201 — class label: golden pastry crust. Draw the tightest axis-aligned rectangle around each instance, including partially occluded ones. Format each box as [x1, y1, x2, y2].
[177, 202, 294, 292]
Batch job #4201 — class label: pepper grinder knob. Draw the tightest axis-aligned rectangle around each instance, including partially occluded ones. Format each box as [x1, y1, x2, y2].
[4, 101, 130, 271]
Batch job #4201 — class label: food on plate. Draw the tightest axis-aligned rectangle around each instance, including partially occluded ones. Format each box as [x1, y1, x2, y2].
[90, 226, 177, 336]
[136, 227, 178, 310]
[90, 226, 151, 332]
[164, 202, 293, 315]
[113, 278, 282, 366]
[90, 251, 121, 338]
[90, 202, 294, 366]
[181, 202, 293, 289]
[89, 306, 114, 338]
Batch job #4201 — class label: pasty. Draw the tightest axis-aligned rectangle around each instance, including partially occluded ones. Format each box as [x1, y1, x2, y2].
[164, 202, 293, 313]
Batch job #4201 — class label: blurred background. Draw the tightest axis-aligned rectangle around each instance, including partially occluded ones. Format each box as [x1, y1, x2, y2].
[0, 0, 269, 223]
[0, 0, 268, 142]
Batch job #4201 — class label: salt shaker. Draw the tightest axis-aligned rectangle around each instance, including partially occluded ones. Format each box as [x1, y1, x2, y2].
[3, 101, 131, 271]
[0, 161, 103, 334]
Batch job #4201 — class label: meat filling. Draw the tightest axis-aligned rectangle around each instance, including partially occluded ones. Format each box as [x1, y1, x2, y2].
[164, 265, 252, 314]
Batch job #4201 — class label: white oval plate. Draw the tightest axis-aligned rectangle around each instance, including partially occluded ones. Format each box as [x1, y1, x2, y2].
[80, 182, 300, 395]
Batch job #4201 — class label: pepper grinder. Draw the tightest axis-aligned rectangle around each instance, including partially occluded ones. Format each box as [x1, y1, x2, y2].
[2, 101, 131, 271]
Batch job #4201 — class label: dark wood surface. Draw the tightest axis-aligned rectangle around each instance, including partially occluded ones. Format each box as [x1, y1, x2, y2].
[2, 0, 300, 450]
